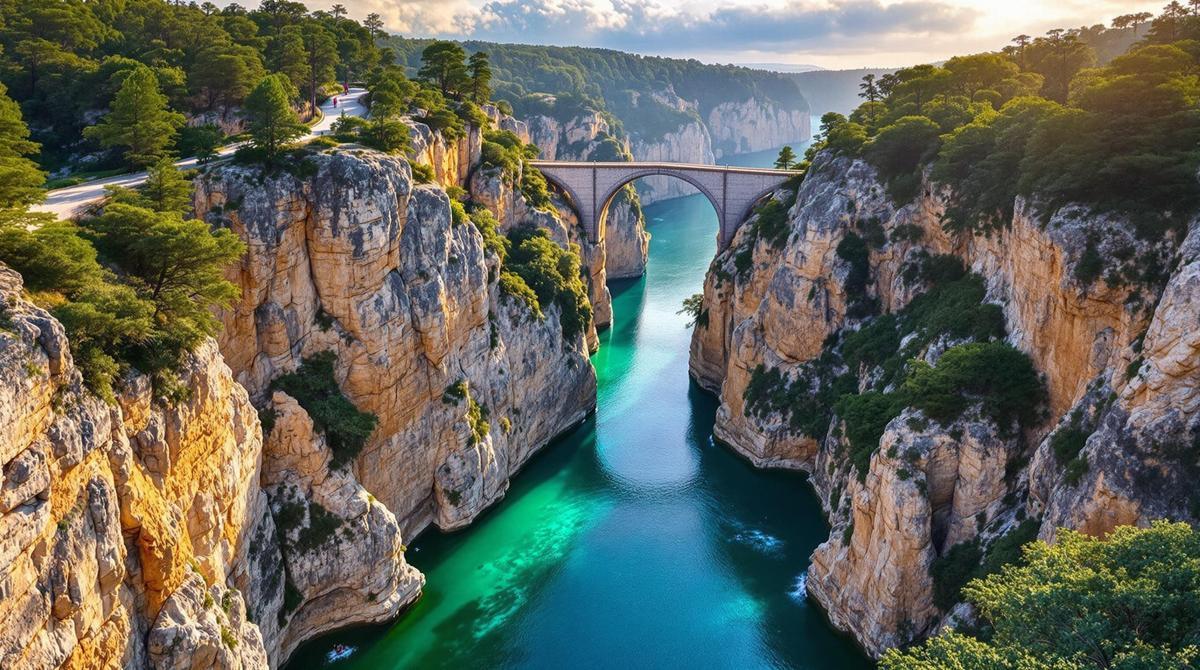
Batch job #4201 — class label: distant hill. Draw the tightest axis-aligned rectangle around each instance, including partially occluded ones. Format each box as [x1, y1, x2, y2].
[788, 68, 897, 116]
[381, 37, 809, 142]
[739, 63, 826, 73]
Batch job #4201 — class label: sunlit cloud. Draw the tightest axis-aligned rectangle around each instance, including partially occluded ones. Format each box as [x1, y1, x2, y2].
[219, 0, 1165, 68]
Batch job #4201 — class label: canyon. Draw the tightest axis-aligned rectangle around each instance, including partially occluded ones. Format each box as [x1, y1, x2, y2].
[0, 97, 816, 668]
[3, 61, 1189, 670]
[689, 153, 1200, 656]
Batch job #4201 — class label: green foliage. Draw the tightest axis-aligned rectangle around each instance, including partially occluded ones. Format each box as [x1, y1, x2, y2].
[467, 51, 493, 105]
[108, 159, 193, 214]
[244, 75, 306, 160]
[835, 232, 876, 318]
[502, 227, 592, 340]
[931, 518, 1041, 613]
[84, 65, 185, 168]
[418, 41, 469, 98]
[0, 82, 45, 212]
[836, 391, 907, 480]
[385, 35, 806, 143]
[749, 191, 797, 250]
[889, 522, 1200, 669]
[931, 539, 984, 611]
[864, 116, 942, 204]
[177, 125, 224, 163]
[82, 204, 244, 349]
[1, 194, 242, 401]
[774, 146, 797, 170]
[902, 342, 1045, 433]
[269, 351, 378, 469]
[467, 396, 490, 446]
[678, 293, 708, 328]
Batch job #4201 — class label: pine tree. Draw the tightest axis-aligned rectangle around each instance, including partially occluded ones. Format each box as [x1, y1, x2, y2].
[418, 41, 468, 98]
[244, 75, 306, 159]
[84, 66, 185, 168]
[139, 160, 193, 214]
[468, 51, 493, 104]
[774, 146, 797, 170]
[0, 81, 46, 212]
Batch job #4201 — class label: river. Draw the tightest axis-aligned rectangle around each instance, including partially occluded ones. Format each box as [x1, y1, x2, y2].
[287, 142, 869, 669]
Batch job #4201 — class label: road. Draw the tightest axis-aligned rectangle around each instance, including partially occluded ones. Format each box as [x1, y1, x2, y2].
[33, 87, 368, 219]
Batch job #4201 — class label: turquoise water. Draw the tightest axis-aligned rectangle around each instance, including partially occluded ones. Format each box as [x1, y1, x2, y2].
[285, 190, 871, 669]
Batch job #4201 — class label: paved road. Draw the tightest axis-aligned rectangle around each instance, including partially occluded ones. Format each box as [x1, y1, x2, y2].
[34, 87, 368, 219]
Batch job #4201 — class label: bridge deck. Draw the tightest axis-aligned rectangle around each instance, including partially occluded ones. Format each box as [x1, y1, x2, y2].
[528, 161, 801, 177]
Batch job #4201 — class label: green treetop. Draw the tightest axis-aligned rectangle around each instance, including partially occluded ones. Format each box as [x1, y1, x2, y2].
[0, 81, 46, 212]
[418, 41, 469, 98]
[882, 522, 1200, 669]
[84, 65, 186, 168]
[107, 159, 193, 214]
[774, 146, 797, 170]
[244, 74, 306, 159]
[468, 51, 493, 104]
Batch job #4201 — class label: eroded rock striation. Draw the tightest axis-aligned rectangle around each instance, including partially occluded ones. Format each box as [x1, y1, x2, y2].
[689, 151, 1200, 656]
[2, 108, 602, 667]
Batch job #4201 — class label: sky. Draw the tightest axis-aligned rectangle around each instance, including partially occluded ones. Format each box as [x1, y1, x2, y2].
[265, 0, 1165, 69]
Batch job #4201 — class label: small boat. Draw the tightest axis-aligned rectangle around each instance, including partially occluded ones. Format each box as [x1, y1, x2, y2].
[326, 644, 355, 663]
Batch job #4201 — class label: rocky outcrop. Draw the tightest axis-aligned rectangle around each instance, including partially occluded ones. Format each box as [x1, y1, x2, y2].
[0, 266, 271, 669]
[523, 109, 650, 280]
[255, 392, 422, 662]
[706, 99, 811, 158]
[689, 151, 1199, 656]
[196, 149, 597, 543]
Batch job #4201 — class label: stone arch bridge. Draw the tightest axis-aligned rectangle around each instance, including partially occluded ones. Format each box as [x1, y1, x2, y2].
[529, 161, 801, 250]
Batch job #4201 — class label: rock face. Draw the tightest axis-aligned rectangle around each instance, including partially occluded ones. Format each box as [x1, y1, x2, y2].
[689, 151, 1200, 656]
[706, 99, 811, 158]
[2, 113, 602, 668]
[196, 149, 597, 541]
[0, 266, 271, 669]
[524, 109, 650, 280]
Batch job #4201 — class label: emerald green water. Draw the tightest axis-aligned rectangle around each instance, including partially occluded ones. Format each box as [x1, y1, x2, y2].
[286, 191, 871, 669]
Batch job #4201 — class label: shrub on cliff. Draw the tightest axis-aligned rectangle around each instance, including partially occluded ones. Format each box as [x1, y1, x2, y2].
[884, 522, 1200, 669]
[502, 227, 592, 340]
[902, 342, 1045, 433]
[270, 351, 378, 469]
[1, 201, 243, 400]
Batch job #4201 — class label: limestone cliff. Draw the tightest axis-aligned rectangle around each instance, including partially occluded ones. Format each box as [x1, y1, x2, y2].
[197, 149, 597, 542]
[0, 266, 271, 669]
[689, 151, 1199, 656]
[2, 115, 602, 668]
[524, 109, 650, 280]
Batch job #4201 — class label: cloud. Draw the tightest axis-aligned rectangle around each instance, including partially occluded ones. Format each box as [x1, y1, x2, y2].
[446, 0, 978, 54]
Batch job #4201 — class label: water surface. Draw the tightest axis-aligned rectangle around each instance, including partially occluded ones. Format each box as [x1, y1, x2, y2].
[287, 182, 870, 669]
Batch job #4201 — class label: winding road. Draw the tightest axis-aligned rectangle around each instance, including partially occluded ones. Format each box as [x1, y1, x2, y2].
[34, 87, 368, 219]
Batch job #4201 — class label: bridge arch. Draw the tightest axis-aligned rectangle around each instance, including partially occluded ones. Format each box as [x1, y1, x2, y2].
[595, 169, 725, 245]
[530, 161, 799, 251]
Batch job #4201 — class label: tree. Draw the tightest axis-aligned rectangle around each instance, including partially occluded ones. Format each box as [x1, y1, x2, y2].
[177, 124, 223, 164]
[858, 73, 879, 102]
[301, 22, 338, 114]
[82, 203, 245, 347]
[1024, 30, 1095, 103]
[774, 146, 797, 170]
[418, 41, 469, 98]
[189, 44, 264, 112]
[467, 51, 493, 104]
[0, 82, 46, 213]
[330, 4, 347, 20]
[84, 65, 186, 168]
[244, 75, 306, 159]
[881, 522, 1200, 670]
[137, 159, 193, 214]
[364, 13, 384, 39]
